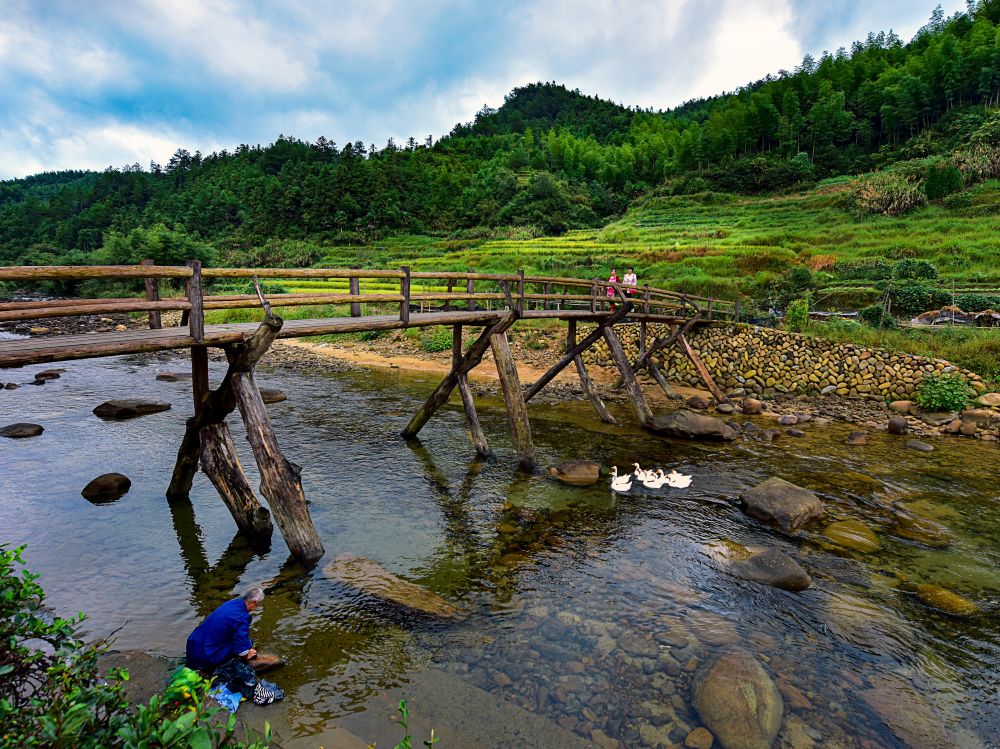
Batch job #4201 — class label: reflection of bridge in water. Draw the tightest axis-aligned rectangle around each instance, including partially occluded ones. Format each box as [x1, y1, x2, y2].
[0, 263, 736, 565]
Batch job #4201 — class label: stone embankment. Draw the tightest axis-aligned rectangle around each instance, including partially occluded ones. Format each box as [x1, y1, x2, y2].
[583, 322, 989, 401]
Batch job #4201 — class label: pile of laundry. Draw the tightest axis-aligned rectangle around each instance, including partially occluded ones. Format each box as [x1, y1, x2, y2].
[610, 463, 692, 494]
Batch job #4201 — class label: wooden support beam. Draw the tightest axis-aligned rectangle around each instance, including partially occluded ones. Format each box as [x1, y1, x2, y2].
[632, 315, 700, 373]
[603, 325, 653, 427]
[349, 267, 361, 317]
[186, 260, 204, 342]
[199, 422, 273, 539]
[467, 272, 475, 311]
[678, 332, 726, 401]
[523, 302, 632, 402]
[141, 259, 162, 329]
[453, 325, 491, 458]
[444, 278, 454, 312]
[490, 331, 537, 471]
[400, 266, 411, 324]
[646, 359, 679, 400]
[232, 369, 324, 566]
[567, 319, 616, 424]
[401, 311, 516, 439]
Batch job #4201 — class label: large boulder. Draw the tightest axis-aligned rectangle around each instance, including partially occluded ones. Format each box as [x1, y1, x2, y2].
[93, 399, 171, 420]
[648, 410, 738, 441]
[81, 473, 132, 503]
[546, 460, 601, 486]
[692, 650, 783, 749]
[0, 422, 44, 438]
[731, 548, 811, 592]
[740, 477, 824, 533]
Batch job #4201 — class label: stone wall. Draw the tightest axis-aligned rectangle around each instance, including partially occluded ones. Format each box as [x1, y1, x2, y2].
[581, 323, 988, 400]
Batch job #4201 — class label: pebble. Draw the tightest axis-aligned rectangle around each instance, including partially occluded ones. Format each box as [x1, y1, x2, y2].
[685, 727, 714, 749]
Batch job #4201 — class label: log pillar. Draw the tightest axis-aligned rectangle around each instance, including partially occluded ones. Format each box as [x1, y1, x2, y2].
[199, 421, 273, 538]
[490, 331, 536, 471]
[603, 325, 653, 427]
[141, 258, 161, 329]
[568, 319, 616, 424]
[454, 325, 491, 457]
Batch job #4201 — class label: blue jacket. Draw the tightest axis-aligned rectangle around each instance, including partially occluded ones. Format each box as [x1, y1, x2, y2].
[186, 598, 252, 671]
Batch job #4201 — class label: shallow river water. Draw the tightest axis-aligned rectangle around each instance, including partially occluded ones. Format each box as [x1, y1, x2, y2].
[1, 350, 998, 748]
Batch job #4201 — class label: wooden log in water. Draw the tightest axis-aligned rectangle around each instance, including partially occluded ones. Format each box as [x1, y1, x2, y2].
[232, 370, 324, 566]
[567, 320, 616, 424]
[199, 421, 273, 538]
[454, 325, 491, 457]
[490, 331, 537, 471]
[323, 553, 466, 619]
[603, 325, 653, 427]
[401, 311, 515, 439]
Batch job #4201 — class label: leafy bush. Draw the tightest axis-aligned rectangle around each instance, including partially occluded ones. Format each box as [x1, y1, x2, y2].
[847, 172, 927, 218]
[784, 266, 813, 291]
[785, 298, 809, 332]
[890, 282, 949, 316]
[914, 372, 971, 412]
[96, 223, 216, 267]
[954, 293, 1000, 312]
[943, 191, 973, 209]
[893, 259, 937, 281]
[923, 161, 963, 201]
[954, 145, 1000, 183]
[834, 258, 895, 281]
[859, 303, 897, 329]
[0, 544, 268, 748]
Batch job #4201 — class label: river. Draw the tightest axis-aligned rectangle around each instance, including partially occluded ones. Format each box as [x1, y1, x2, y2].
[1, 349, 998, 748]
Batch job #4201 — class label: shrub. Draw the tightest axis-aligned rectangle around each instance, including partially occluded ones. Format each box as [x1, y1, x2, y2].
[834, 258, 894, 281]
[954, 145, 1000, 184]
[893, 259, 937, 281]
[914, 372, 971, 413]
[943, 192, 973, 210]
[847, 172, 927, 218]
[923, 161, 963, 201]
[785, 298, 809, 332]
[859, 303, 897, 329]
[420, 326, 452, 352]
[954, 293, 1000, 312]
[890, 282, 949, 316]
[785, 266, 814, 291]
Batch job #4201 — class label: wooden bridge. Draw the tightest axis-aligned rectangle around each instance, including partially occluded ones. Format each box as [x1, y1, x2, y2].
[0, 262, 737, 566]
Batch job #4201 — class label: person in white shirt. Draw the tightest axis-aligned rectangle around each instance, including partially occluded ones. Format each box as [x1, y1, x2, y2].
[623, 267, 638, 296]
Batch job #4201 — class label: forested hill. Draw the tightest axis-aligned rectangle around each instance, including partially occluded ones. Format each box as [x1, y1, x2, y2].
[2, 1, 1000, 268]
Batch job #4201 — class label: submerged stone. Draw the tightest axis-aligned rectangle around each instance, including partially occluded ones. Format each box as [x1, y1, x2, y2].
[893, 513, 951, 549]
[93, 399, 171, 420]
[648, 410, 737, 441]
[692, 649, 783, 749]
[860, 675, 957, 749]
[905, 439, 935, 452]
[259, 388, 288, 404]
[845, 431, 867, 445]
[323, 553, 465, 620]
[731, 548, 811, 592]
[823, 519, 881, 553]
[915, 584, 978, 617]
[0, 422, 44, 438]
[740, 477, 824, 533]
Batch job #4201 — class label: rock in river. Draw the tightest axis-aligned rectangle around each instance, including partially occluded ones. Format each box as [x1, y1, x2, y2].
[893, 512, 951, 548]
[259, 388, 288, 404]
[546, 460, 601, 486]
[0, 422, 44, 438]
[693, 649, 783, 749]
[887, 416, 909, 435]
[823, 519, 881, 553]
[93, 399, 171, 420]
[740, 477, 824, 533]
[860, 674, 957, 749]
[648, 410, 738, 441]
[906, 439, 934, 452]
[81, 473, 132, 503]
[155, 371, 192, 382]
[731, 548, 811, 592]
[323, 553, 466, 620]
[915, 584, 978, 617]
[845, 431, 867, 446]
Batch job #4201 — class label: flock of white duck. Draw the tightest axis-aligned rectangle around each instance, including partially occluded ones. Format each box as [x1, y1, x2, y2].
[609, 463, 692, 492]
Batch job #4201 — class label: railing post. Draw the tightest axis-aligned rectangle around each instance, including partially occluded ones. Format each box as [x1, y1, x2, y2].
[350, 266, 361, 317]
[707, 299, 714, 320]
[140, 258, 162, 329]
[400, 266, 411, 324]
[185, 260, 204, 342]
[591, 277, 598, 313]
[544, 282, 552, 311]
[643, 284, 650, 316]
[444, 277, 455, 312]
[467, 269, 475, 311]
[734, 299, 741, 322]
[517, 269, 525, 314]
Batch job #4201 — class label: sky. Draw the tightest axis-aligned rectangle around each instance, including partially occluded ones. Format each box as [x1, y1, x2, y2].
[0, 0, 969, 179]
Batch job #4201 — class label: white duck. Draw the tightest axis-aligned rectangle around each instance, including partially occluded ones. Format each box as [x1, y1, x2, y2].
[641, 469, 668, 489]
[632, 463, 654, 481]
[610, 466, 633, 492]
[665, 470, 692, 489]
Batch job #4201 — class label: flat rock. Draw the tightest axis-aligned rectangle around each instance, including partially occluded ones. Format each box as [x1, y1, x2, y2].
[888, 400, 914, 413]
[323, 553, 465, 620]
[34, 369, 62, 381]
[546, 460, 601, 486]
[917, 411, 957, 427]
[961, 408, 998, 428]
[4, 383, 18, 390]
[887, 416, 909, 435]
[823, 519, 881, 553]
[93, 399, 171, 420]
[687, 395, 711, 410]
[731, 548, 811, 592]
[976, 392, 1000, 408]
[740, 477, 824, 533]
[81, 472, 132, 503]
[845, 431, 867, 445]
[716, 403, 735, 415]
[648, 410, 737, 441]
[893, 513, 951, 549]
[906, 439, 934, 452]
[0, 422, 44, 438]
[155, 371, 192, 382]
[860, 675, 957, 749]
[777, 415, 797, 425]
[742, 399, 763, 415]
[915, 583, 978, 617]
[693, 649, 783, 749]
[259, 388, 288, 404]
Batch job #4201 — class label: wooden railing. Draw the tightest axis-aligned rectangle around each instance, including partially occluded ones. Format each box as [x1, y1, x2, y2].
[0, 263, 740, 341]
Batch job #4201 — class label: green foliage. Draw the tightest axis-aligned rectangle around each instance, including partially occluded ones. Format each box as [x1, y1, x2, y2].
[914, 372, 971, 412]
[420, 327, 452, 353]
[785, 298, 809, 332]
[97, 223, 216, 267]
[892, 259, 938, 281]
[392, 700, 438, 749]
[923, 161, 963, 200]
[0, 544, 268, 749]
[954, 292, 1000, 311]
[785, 266, 814, 291]
[858, 303, 898, 329]
[890, 282, 949, 315]
[847, 172, 927, 218]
